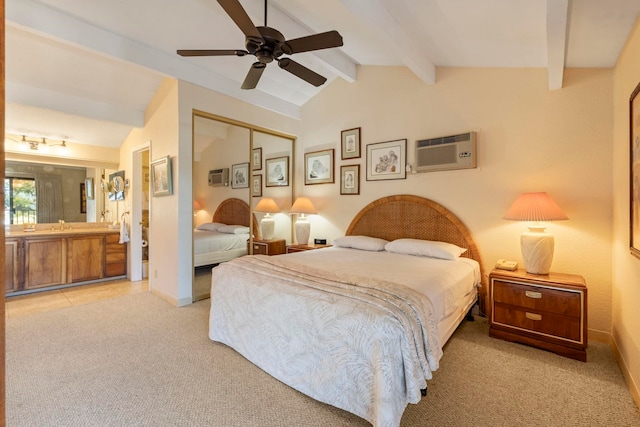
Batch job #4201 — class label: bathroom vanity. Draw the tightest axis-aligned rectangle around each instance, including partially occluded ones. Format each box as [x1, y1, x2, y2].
[4, 225, 127, 295]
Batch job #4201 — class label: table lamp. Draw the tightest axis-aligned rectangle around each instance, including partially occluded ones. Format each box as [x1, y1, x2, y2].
[254, 198, 280, 240]
[503, 192, 568, 274]
[290, 197, 317, 245]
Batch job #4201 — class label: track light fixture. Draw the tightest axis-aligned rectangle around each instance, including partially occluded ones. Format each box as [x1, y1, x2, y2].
[19, 135, 67, 151]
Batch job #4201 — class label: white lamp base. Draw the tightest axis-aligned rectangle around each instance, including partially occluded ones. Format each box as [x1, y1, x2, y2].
[261, 215, 275, 240]
[521, 231, 554, 274]
[295, 216, 310, 245]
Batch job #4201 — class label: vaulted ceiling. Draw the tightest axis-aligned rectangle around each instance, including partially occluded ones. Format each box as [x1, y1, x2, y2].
[5, 0, 640, 147]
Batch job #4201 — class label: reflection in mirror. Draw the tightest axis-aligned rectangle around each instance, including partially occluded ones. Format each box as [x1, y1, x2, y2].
[191, 111, 295, 302]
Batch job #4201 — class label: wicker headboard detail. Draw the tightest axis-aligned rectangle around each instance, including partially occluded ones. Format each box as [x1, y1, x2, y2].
[212, 198, 261, 239]
[346, 194, 484, 279]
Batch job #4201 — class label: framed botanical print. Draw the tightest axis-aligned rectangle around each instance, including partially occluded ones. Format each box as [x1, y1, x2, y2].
[340, 164, 359, 195]
[305, 149, 334, 185]
[231, 162, 250, 189]
[366, 139, 407, 181]
[630, 81, 640, 258]
[252, 147, 262, 171]
[265, 156, 289, 187]
[341, 127, 361, 160]
[252, 174, 262, 197]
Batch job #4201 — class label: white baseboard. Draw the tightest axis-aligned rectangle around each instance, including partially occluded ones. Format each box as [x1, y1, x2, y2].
[611, 335, 640, 410]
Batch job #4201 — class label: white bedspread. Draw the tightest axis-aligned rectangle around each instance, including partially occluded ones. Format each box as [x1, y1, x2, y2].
[209, 249, 480, 427]
[193, 229, 248, 254]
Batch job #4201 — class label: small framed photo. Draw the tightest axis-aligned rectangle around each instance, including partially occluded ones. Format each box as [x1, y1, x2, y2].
[366, 139, 407, 181]
[340, 165, 360, 195]
[252, 174, 262, 197]
[265, 156, 289, 187]
[305, 148, 334, 185]
[341, 127, 361, 160]
[151, 155, 173, 197]
[252, 147, 262, 171]
[231, 162, 250, 189]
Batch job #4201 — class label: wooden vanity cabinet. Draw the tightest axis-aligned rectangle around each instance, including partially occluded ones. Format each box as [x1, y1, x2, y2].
[24, 237, 67, 290]
[6, 230, 127, 295]
[67, 235, 105, 283]
[4, 238, 20, 293]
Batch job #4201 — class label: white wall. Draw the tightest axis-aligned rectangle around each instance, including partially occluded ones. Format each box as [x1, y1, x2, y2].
[613, 17, 640, 407]
[299, 65, 614, 335]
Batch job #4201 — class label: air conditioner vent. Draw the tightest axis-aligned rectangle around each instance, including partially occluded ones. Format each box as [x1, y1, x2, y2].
[415, 131, 477, 173]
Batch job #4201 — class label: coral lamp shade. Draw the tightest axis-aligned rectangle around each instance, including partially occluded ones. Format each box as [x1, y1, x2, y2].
[503, 192, 568, 222]
[289, 197, 317, 215]
[254, 198, 280, 214]
[193, 200, 202, 211]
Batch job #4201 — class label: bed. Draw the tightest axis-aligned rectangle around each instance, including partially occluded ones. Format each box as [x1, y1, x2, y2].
[194, 198, 260, 267]
[209, 195, 485, 427]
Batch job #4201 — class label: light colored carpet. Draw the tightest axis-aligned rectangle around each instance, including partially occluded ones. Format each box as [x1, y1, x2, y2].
[6, 292, 640, 426]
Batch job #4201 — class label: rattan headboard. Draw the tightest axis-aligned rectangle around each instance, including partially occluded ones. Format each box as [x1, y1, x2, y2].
[346, 194, 484, 279]
[212, 198, 260, 239]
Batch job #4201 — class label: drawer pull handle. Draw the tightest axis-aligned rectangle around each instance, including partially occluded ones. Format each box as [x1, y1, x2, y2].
[525, 290, 542, 299]
[525, 312, 542, 321]
[253, 245, 259, 249]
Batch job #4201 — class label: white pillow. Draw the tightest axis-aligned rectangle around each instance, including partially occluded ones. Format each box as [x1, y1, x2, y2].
[333, 235, 389, 252]
[217, 224, 250, 235]
[385, 238, 467, 260]
[195, 222, 224, 232]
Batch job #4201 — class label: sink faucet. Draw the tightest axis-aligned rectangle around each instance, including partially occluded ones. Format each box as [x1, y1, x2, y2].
[59, 219, 65, 230]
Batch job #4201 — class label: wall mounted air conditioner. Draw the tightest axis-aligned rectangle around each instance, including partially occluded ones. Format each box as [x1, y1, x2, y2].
[415, 131, 477, 173]
[208, 168, 229, 187]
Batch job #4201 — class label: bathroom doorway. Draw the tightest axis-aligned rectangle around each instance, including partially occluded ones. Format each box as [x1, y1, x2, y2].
[130, 143, 150, 283]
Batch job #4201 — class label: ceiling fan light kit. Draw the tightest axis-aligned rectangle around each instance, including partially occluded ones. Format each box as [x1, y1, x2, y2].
[177, 0, 343, 90]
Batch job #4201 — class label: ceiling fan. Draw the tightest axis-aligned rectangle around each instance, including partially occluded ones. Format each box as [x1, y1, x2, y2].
[177, 0, 344, 90]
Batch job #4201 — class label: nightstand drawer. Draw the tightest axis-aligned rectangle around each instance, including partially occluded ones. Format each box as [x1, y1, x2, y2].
[493, 304, 581, 342]
[493, 280, 581, 318]
[251, 243, 268, 255]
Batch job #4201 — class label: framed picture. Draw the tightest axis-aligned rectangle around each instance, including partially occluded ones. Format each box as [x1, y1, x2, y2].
[340, 164, 360, 195]
[366, 139, 407, 181]
[232, 162, 250, 189]
[341, 127, 361, 160]
[151, 155, 173, 197]
[252, 174, 262, 197]
[80, 183, 87, 213]
[265, 156, 289, 187]
[84, 177, 94, 200]
[305, 148, 334, 185]
[252, 147, 262, 170]
[630, 81, 640, 258]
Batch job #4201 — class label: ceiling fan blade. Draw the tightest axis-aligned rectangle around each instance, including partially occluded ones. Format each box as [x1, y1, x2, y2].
[278, 58, 327, 87]
[281, 30, 343, 55]
[217, 0, 263, 43]
[177, 49, 248, 57]
[241, 62, 267, 90]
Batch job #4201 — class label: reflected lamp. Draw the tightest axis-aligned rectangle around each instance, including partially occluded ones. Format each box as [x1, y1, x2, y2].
[503, 192, 569, 274]
[254, 198, 280, 240]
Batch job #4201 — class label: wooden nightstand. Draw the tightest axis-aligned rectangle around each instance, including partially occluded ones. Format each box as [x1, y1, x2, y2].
[286, 244, 331, 253]
[489, 268, 588, 362]
[248, 239, 286, 255]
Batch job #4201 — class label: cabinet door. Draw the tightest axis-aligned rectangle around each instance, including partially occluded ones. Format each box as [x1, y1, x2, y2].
[24, 238, 66, 289]
[5, 239, 20, 293]
[68, 235, 105, 282]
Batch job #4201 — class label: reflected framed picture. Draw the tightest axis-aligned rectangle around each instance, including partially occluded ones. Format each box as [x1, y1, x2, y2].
[252, 147, 262, 171]
[80, 183, 87, 213]
[366, 139, 407, 181]
[630, 81, 640, 258]
[305, 148, 334, 185]
[232, 162, 250, 189]
[252, 174, 262, 197]
[151, 155, 173, 197]
[341, 127, 361, 160]
[265, 156, 289, 187]
[84, 177, 94, 200]
[340, 164, 360, 195]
